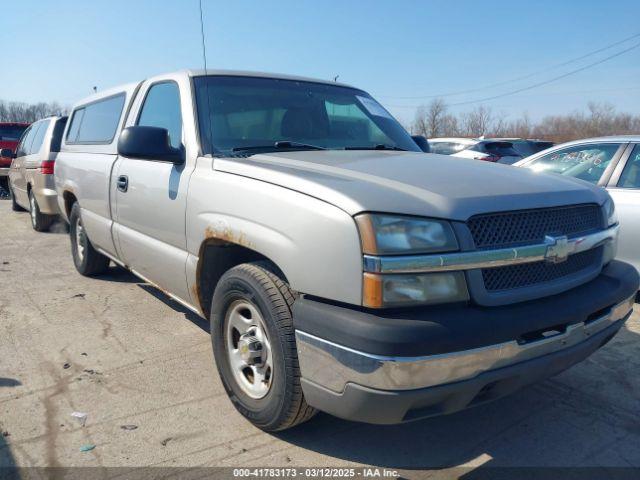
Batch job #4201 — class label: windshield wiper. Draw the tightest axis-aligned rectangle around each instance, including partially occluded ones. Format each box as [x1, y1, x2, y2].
[232, 141, 326, 153]
[344, 144, 407, 151]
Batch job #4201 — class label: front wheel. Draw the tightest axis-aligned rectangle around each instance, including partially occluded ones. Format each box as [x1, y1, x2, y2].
[69, 202, 110, 276]
[29, 190, 54, 232]
[211, 262, 317, 431]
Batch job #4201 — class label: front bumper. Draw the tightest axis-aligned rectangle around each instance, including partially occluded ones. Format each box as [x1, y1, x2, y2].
[0, 167, 8, 177]
[294, 260, 638, 424]
[299, 318, 628, 424]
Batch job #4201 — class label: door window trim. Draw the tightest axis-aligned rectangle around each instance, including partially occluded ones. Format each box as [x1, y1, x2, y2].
[134, 79, 184, 155]
[523, 142, 627, 187]
[606, 143, 639, 189]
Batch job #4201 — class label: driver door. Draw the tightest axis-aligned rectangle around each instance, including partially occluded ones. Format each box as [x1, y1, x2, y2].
[113, 77, 196, 303]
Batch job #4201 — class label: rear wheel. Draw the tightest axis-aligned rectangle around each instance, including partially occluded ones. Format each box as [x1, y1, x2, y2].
[69, 202, 110, 276]
[211, 262, 316, 431]
[28, 190, 54, 232]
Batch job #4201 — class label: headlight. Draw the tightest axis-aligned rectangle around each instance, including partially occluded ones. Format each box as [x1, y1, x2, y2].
[363, 272, 469, 308]
[603, 197, 618, 227]
[355, 214, 458, 254]
[356, 214, 466, 308]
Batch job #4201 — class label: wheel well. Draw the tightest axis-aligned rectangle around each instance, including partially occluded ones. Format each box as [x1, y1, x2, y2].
[195, 240, 286, 319]
[63, 191, 77, 217]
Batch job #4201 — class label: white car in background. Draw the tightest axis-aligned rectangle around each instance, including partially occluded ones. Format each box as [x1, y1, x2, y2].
[428, 137, 523, 164]
[516, 136, 640, 274]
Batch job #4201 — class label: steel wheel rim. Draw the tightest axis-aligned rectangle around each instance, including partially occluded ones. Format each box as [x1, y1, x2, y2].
[225, 299, 273, 399]
[75, 217, 86, 262]
[29, 194, 36, 226]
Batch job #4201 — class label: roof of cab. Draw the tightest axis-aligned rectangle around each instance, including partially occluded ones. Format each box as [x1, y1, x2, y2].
[184, 69, 355, 89]
[69, 70, 356, 111]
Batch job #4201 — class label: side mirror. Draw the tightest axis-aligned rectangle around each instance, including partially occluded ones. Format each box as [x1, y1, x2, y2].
[0, 149, 15, 159]
[117, 126, 183, 164]
[411, 135, 430, 153]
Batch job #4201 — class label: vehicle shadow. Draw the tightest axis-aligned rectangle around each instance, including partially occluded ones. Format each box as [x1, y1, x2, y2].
[95, 266, 139, 284]
[47, 218, 69, 234]
[137, 284, 209, 333]
[91, 265, 208, 331]
[0, 378, 19, 472]
[0, 378, 20, 388]
[276, 322, 640, 471]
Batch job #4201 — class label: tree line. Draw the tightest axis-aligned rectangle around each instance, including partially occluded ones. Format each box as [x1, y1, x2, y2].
[2, 96, 639, 144]
[410, 100, 640, 143]
[0, 100, 69, 124]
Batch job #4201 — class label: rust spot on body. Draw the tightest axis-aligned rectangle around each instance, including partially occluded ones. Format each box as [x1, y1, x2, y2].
[204, 225, 253, 248]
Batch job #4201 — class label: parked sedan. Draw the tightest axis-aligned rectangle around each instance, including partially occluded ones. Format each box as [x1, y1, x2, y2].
[428, 137, 522, 164]
[2, 116, 67, 231]
[515, 136, 640, 273]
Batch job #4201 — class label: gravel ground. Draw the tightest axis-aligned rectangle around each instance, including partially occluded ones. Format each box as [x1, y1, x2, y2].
[1, 200, 639, 476]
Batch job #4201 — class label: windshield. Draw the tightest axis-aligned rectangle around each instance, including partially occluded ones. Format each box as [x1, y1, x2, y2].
[0, 124, 29, 141]
[194, 76, 420, 156]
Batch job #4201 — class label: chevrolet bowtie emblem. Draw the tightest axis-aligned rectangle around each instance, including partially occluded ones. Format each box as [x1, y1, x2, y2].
[544, 235, 571, 264]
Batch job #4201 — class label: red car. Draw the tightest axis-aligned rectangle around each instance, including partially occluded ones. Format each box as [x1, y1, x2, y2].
[0, 122, 30, 190]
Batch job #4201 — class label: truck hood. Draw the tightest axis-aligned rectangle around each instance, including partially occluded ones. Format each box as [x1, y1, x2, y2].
[213, 150, 608, 220]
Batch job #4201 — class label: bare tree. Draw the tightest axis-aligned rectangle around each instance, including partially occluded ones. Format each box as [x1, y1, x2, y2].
[410, 100, 640, 143]
[413, 99, 464, 138]
[0, 99, 68, 123]
[460, 105, 494, 137]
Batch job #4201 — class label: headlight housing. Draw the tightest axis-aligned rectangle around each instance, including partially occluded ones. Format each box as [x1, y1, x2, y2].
[363, 272, 469, 308]
[355, 213, 467, 308]
[354, 214, 458, 255]
[603, 197, 618, 227]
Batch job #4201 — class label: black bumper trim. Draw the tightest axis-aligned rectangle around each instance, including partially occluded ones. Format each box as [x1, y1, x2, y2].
[293, 260, 638, 357]
[301, 318, 627, 425]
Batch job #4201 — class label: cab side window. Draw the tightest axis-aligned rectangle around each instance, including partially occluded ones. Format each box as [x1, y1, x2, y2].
[137, 82, 183, 149]
[66, 94, 126, 144]
[617, 144, 640, 189]
[525, 143, 620, 185]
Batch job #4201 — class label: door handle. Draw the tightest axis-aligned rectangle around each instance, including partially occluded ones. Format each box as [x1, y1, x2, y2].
[117, 175, 128, 192]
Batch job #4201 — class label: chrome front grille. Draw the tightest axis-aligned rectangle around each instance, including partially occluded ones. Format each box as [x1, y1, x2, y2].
[482, 247, 603, 292]
[468, 204, 604, 293]
[467, 204, 603, 250]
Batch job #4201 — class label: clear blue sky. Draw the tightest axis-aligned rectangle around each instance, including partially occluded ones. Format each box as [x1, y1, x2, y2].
[2, 0, 639, 125]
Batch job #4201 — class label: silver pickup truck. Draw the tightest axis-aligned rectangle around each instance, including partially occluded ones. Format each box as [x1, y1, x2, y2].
[54, 70, 638, 431]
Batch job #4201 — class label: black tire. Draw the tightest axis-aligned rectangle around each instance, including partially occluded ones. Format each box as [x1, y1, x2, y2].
[211, 262, 317, 431]
[9, 184, 25, 212]
[28, 190, 54, 232]
[69, 202, 110, 276]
